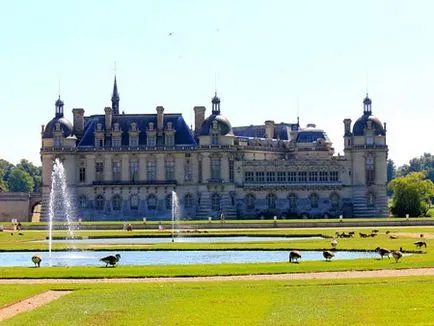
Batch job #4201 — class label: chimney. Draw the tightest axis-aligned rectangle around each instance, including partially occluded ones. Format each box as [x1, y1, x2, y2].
[193, 106, 206, 133]
[265, 120, 275, 139]
[72, 108, 85, 136]
[343, 119, 352, 136]
[104, 107, 112, 132]
[156, 106, 164, 130]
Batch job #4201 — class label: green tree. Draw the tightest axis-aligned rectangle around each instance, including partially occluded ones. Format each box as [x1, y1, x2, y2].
[16, 159, 42, 192]
[0, 159, 14, 184]
[7, 168, 34, 192]
[388, 172, 434, 217]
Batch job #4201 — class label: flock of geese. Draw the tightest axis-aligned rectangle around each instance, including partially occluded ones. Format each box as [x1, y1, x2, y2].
[31, 254, 121, 268]
[288, 230, 428, 264]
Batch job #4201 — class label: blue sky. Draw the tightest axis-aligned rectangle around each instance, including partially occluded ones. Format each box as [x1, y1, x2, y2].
[0, 0, 433, 167]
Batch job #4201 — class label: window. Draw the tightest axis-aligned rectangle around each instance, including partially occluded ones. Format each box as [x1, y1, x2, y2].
[211, 193, 221, 211]
[366, 156, 375, 185]
[130, 160, 139, 181]
[112, 138, 121, 147]
[54, 137, 62, 147]
[129, 137, 138, 147]
[308, 171, 318, 182]
[98, 139, 104, 148]
[266, 172, 276, 182]
[211, 133, 219, 145]
[130, 195, 139, 210]
[211, 157, 221, 179]
[147, 160, 156, 181]
[277, 171, 286, 182]
[244, 171, 254, 182]
[184, 193, 194, 209]
[147, 136, 156, 147]
[266, 193, 276, 209]
[112, 195, 122, 211]
[319, 171, 328, 182]
[288, 193, 297, 210]
[165, 134, 175, 146]
[165, 157, 175, 181]
[166, 194, 172, 210]
[298, 171, 307, 182]
[147, 195, 157, 210]
[95, 162, 104, 181]
[78, 195, 87, 208]
[245, 194, 255, 210]
[198, 159, 203, 183]
[95, 195, 104, 211]
[288, 172, 297, 183]
[330, 193, 339, 209]
[255, 171, 265, 182]
[112, 161, 121, 181]
[79, 167, 86, 183]
[229, 160, 234, 182]
[310, 193, 319, 208]
[184, 161, 192, 182]
[330, 171, 339, 182]
[366, 136, 374, 145]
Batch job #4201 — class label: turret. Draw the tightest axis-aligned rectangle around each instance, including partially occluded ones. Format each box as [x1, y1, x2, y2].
[111, 76, 120, 115]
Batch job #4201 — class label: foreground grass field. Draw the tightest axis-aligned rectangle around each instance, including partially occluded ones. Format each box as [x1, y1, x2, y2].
[2, 276, 434, 325]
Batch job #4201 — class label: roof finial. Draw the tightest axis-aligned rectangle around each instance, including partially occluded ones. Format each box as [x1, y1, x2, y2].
[111, 71, 120, 115]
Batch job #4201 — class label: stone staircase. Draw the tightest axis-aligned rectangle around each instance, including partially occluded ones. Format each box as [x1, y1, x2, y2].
[196, 191, 237, 219]
[352, 186, 389, 217]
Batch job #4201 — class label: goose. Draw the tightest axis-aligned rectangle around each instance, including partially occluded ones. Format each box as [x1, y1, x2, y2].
[391, 250, 403, 263]
[331, 239, 338, 248]
[323, 250, 335, 261]
[289, 250, 301, 263]
[375, 247, 391, 259]
[31, 255, 42, 267]
[100, 254, 121, 267]
[414, 241, 427, 248]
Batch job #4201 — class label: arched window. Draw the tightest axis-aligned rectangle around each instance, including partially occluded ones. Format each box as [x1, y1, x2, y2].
[147, 194, 157, 210]
[112, 194, 122, 211]
[184, 193, 194, 209]
[78, 195, 87, 209]
[266, 193, 276, 209]
[130, 195, 139, 210]
[367, 192, 375, 207]
[211, 193, 221, 211]
[147, 157, 156, 181]
[211, 156, 221, 180]
[130, 159, 139, 182]
[310, 193, 319, 208]
[95, 195, 104, 211]
[288, 193, 297, 210]
[245, 194, 255, 210]
[330, 193, 340, 209]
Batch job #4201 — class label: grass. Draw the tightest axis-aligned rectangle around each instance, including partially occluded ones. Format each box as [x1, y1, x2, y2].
[2, 277, 434, 325]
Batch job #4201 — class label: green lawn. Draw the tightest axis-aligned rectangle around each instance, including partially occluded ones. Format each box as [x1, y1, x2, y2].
[2, 277, 434, 325]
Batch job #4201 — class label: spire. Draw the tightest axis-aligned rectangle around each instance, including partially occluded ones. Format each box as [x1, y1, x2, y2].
[363, 93, 372, 115]
[55, 95, 64, 118]
[111, 75, 120, 115]
[211, 91, 221, 115]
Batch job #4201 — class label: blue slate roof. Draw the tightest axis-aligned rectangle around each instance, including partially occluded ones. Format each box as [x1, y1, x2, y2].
[77, 113, 197, 147]
[232, 123, 294, 140]
[352, 114, 385, 136]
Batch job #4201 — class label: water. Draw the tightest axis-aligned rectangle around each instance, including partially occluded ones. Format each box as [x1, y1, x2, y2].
[0, 250, 381, 267]
[37, 236, 323, 244]
[48, 159, 76, 263]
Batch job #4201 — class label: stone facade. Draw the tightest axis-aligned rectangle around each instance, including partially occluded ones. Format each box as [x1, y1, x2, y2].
[40, 80, 389, 220]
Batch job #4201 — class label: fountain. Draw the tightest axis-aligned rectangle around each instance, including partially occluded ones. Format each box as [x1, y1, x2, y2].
[48, 158, 76, 263]
[171, 191, 180, 242]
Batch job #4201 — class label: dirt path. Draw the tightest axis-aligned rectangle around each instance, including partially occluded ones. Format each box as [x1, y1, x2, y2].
[0, 268, 433, 285]
[0, 290, 71, 322]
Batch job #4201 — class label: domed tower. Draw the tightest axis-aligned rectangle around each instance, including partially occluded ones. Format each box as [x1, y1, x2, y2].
[197, 92, 234, 146]
[343, 94, 389, 217]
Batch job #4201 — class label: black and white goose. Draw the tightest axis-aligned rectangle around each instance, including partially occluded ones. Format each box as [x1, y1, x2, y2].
[289, 250, 302, 263]
[100, 254, 121, 267]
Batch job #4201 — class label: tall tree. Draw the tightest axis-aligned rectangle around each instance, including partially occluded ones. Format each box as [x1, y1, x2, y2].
[16, 159, 42, 192]
[0, 159, 14, 184]
[7, 168, 34, 192]
[388, 172, 434, 217]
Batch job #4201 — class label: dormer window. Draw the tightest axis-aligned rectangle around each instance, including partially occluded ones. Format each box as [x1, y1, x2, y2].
[130, 122, 137, 132]
[167, 122, 173, 130]
[97, 123, 103, 131]
[366, 136, 374, 145]
[130, 137, 138, 147]
[55, 122, 61, 131]
[112, 138, 121, 147]
[148, 122, 154, 130]
[212, 133, 219, 145]
[54, 136, 62, 147]
[113, 123, 120, 131]
[147, 135, 156, 146]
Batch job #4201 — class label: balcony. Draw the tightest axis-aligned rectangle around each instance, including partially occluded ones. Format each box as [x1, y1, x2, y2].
[92, 180, 177, 186]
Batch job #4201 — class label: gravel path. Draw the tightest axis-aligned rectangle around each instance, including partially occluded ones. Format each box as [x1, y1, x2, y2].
[1, 268, 433, 285]
[0, 290, 71, 322]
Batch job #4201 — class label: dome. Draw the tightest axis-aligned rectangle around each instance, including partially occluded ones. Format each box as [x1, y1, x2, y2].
[43, 116, 73, 138]
[198, 114, 233, 136]
[296, 125, 330, 143]
[352, 114, 385, 136]
[55, 97, 64, 107]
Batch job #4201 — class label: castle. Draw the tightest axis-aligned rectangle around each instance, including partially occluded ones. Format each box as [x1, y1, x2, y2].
[40, 77, 389, 220]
